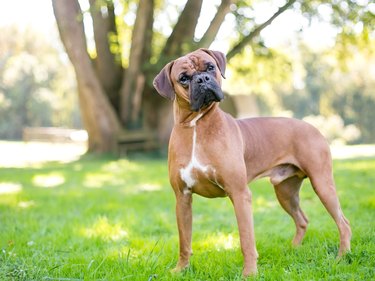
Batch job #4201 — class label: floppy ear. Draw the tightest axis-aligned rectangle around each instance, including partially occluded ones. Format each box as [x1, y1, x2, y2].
[200, 48, 226, 78]
[153, 61, 175, 100]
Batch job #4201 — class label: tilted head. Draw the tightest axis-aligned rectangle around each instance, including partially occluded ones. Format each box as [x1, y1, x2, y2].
[153, 48, 226, 112]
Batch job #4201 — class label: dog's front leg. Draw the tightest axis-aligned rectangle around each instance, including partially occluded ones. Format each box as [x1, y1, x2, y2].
[229, 187, 258, 276]
[172, 191, 193, 273]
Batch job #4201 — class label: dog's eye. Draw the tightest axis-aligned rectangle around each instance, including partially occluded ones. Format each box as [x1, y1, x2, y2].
[179, 74, 190, 85]
[207, 64, 215, 72]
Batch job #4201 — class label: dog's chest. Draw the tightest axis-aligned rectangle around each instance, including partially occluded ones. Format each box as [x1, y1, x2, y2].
[178, 126, 220, 195]
[180, 127, 206, 191]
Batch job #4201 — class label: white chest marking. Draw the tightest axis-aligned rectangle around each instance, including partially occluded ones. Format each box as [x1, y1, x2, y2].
[180, 123, 209, 194]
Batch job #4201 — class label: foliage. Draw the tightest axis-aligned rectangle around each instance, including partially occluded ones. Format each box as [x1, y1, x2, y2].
[299, 0, 375, 36]
[224, 0, 375, 143]
[0, 26, 80, 139]
[303, 115, 360, 144]
[0, 147, 374, 280]
[280, 41, 375, 143]
[331, 50, 375, 143]
[225, 45, 292, 114]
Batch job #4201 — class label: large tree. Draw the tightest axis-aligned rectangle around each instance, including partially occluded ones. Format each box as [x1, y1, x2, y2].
[51, 0, 373, 153]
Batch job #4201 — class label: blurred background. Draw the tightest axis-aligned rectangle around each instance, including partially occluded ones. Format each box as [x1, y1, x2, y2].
[0, 0, 374, 158]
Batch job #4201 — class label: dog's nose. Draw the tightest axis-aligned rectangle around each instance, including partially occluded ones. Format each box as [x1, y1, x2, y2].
[196, 73, 211, 84]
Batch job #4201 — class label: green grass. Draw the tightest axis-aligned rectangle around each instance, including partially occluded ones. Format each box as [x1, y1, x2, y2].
[0, 152, 374, 280]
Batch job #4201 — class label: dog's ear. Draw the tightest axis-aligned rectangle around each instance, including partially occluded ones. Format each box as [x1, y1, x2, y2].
[200, 48, 226, 79]
[153, 61, 175, 100]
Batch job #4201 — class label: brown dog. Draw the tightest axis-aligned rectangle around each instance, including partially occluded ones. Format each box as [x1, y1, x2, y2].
[153, 48, 351, 276]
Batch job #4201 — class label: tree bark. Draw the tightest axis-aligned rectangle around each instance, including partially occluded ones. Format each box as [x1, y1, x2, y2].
[89, 0, 123, 110]
[226, 0, 296, 61]
[52, 0, 120, 153]
[161, 0, 204, 60]
[120, 0, 154, 128]
[198, 0, 234, 48]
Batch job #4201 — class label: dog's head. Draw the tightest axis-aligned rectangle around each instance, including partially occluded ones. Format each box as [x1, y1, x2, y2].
[153, 48, 226, 112]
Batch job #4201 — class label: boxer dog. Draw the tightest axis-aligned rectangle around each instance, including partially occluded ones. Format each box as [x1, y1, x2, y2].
[153, 48, 351, 276]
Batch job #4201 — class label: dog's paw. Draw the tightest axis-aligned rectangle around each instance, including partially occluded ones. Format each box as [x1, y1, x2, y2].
[170, 263, 189, 274]
[242, 265, 257, 278]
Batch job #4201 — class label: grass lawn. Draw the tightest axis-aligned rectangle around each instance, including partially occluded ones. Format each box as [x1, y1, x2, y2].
[0, 143, 374, 280]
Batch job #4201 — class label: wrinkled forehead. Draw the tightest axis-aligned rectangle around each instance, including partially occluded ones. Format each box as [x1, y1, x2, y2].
[171, 52, 216, 78]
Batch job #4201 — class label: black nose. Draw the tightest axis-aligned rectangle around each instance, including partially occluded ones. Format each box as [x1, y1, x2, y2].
[195, 73, 211, 84]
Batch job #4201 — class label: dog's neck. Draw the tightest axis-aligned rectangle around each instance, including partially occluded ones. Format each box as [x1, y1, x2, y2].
[173, 98, 219, 127]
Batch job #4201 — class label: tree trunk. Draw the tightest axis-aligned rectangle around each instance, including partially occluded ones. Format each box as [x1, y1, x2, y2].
[198, 0, 234, 48]
[160, 0, 203, 60]
[52, 0, 120, 153]
[89, 0, 123, 110]
[146, 0, 205, 146]
[120, 0, 154, 129]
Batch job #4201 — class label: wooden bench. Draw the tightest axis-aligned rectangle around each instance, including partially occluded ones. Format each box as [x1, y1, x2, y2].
[117, 130, 159, 156]
[23, 127, 158, 154]
[23, 127, 88, 143]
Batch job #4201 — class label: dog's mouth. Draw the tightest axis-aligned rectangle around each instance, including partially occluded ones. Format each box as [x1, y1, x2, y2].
[190, 74, 224, 112]
[190, 88, 223, 112]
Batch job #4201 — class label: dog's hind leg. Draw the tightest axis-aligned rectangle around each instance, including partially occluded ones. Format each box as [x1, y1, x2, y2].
[308, 174, 352, 257]
[273, 175, 309, 246]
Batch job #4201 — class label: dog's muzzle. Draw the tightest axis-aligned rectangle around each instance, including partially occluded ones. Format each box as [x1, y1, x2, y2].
[190, 73, 224, 112]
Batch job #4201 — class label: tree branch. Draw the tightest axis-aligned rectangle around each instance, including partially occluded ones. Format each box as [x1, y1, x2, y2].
[226, 0, 296, 61]
[52, 0, 120, 152]
[120, 0, 154, 127]
[52, 0, 89, 67]
[161, 0, 204, 59]
[89, 0, 122, 107]
[197, 0, 234, 49]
